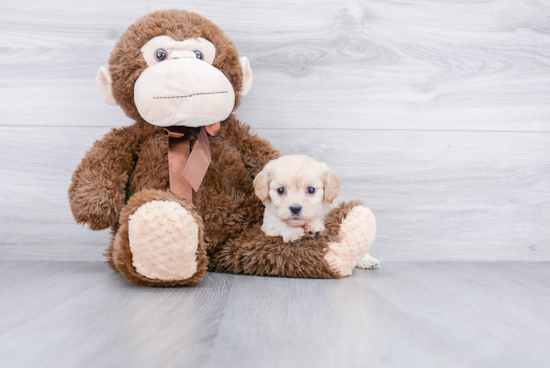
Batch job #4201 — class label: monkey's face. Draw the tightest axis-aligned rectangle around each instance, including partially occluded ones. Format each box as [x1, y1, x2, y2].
[133, 36, 236, 127]
[97, 11, 253, 127]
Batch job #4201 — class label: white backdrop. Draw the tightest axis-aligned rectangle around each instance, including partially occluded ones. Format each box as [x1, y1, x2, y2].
[1, 0, 549, 261]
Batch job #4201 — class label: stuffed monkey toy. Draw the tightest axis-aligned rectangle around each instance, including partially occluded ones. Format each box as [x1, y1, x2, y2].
[69, 9, 378, 286]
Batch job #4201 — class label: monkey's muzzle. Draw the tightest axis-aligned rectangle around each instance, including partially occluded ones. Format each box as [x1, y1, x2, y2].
[134, 58, 236, 127]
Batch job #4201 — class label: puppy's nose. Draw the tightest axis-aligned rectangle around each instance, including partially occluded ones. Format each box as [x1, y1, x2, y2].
[289, 205, 302, 215]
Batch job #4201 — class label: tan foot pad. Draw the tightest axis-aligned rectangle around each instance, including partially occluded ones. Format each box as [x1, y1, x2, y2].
[128, 200, 199, 281]
[325, 206, 377, 277]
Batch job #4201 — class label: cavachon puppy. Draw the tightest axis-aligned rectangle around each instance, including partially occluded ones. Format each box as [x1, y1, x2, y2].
[254, 155, 340, 242]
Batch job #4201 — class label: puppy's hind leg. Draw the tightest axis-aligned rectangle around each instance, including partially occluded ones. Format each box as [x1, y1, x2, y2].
[356, 253, 380, 270]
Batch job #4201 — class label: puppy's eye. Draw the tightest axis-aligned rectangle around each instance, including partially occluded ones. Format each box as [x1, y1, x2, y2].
[194, 50, 203, 60]
[155, 49, 167, 61]
[307, 187, 315, 194]
[277, 188, 285, 195]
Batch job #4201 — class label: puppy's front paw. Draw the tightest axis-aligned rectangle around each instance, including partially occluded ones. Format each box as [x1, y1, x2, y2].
[304, 220, 325, 236]
[282, 227, 305, 243]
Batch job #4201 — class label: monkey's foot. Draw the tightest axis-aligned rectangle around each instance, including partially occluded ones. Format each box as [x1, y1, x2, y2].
[110, 189, 207, 286]
[324, 205, 376, 277]
[129, 200, 201, 280]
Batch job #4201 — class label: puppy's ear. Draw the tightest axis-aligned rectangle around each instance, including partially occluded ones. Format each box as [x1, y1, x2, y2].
[254, 163, 271, 202]
[322, 164, 341, 203]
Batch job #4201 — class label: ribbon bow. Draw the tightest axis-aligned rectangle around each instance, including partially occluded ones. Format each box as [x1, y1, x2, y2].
[164, 121, 220, 203]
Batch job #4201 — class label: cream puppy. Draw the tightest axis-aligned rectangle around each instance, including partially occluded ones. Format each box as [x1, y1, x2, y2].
[254, 155, 340, 242]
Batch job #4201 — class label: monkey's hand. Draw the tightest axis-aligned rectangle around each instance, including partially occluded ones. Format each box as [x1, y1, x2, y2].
[68, 126, 139, 230]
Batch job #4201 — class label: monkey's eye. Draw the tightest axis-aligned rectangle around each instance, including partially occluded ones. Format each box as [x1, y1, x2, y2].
[194, 50, 203, 60]
[277, 188, 285, 195]
[155, 49, 167, 61]
[307, 187, 315, 194]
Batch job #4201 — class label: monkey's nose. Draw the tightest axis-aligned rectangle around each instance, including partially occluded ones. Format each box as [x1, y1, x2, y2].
[171, 50, 197, 59]
[289, 205, 302, 215]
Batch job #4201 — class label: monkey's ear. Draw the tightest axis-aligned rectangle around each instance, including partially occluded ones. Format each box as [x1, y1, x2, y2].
[240, 57, 253, 97]
[253, 163, 271, 202]
[96, 67, 118, 106]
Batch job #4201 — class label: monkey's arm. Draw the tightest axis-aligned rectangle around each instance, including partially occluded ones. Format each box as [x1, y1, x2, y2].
[68, 126, 139, 230]
[225, 116, 281, 178]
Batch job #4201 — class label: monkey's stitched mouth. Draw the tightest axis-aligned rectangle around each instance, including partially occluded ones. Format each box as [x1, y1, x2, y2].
[153, 91, 229, 99]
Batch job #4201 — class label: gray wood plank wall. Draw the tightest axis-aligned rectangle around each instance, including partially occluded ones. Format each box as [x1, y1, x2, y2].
[1, 0, 549, 261]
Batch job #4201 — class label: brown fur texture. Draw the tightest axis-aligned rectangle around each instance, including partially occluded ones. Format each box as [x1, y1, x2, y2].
[68, 125, 140, 230]
[69, 10, 366, 286]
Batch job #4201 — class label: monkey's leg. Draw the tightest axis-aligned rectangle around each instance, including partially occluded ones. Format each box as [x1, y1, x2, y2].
[107, 189, 208, 286]
[210, 201, 376, 278]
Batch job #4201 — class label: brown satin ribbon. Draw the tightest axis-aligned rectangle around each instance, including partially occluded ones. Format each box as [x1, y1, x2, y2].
[164, 122, 220, 203]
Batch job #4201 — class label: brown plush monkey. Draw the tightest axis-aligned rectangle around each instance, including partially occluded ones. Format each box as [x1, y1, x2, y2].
[69, 9, 378, 286]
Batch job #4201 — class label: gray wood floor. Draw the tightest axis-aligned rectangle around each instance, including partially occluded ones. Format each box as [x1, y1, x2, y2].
[1, 261, 549, 368]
